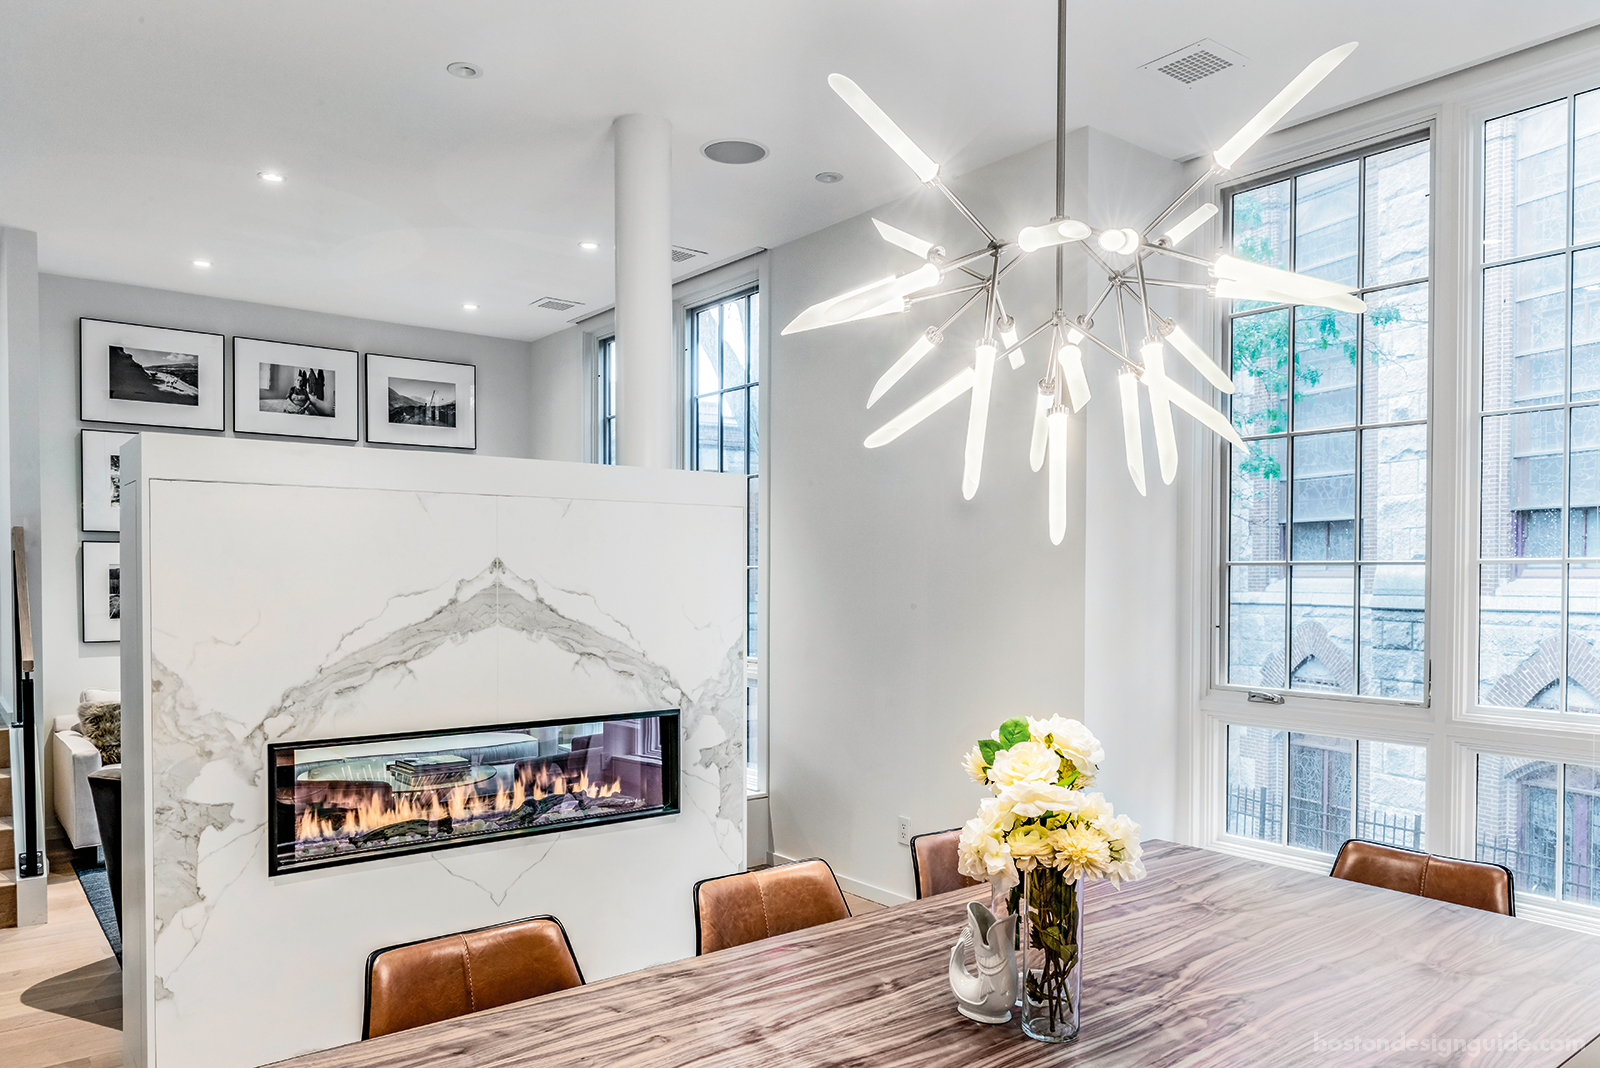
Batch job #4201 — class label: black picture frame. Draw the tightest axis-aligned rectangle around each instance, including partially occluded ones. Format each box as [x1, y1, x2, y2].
[364, 352, 478, 450]
[79, 317, 225, 431]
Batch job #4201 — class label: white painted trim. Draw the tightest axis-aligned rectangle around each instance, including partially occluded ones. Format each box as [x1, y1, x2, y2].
[771, 851, 914, 907]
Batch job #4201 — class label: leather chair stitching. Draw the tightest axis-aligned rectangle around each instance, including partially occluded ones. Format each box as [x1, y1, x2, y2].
[755, 872, 772, 939]
[460, 935, 476, 1012]
[1418, 856, 1429, 898]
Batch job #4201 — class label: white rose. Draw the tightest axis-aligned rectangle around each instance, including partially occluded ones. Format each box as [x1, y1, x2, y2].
[957, 816, 1019, 888]
[1047, 822, 1113, 881]
[997, 780, 1076, 819]
[986, 740, 1062, 789]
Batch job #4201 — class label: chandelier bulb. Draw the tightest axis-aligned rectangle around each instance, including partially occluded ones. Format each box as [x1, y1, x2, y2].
[1029, 381, 1054, 473]
[1141, 341, 1179, 485]
[1117, 369, 1148, 497]
[1047, 405, 1070, 546]
[867, 327, 944, 408]
[962, 342, 998, 499]
[1096, 228, 1143, 256]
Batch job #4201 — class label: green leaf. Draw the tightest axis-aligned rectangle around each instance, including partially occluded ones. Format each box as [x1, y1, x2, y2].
[978, 739, 1000, 765]
[998, 718, 1031, 748]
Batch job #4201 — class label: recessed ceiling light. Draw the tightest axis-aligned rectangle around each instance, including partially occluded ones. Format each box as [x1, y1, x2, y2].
[446, 62, 483, 79]
[579, 241, 599, 251]
[462, 303, 479, 311]
[702, 140, 768, 165]
[192, 259, 212, 268]
[815, 171, 844, 184]
[258, 171, 285, 183]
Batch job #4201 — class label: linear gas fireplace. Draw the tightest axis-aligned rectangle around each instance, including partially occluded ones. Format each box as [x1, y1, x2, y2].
[268, 711, 679, 875]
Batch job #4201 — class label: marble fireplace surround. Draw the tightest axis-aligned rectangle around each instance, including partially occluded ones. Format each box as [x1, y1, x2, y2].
[120, 434, 747, 1068]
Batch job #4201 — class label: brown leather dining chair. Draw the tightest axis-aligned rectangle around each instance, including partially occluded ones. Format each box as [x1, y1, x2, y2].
[1330, 839, 1515, 917]
[910, 827, 982, 899]
[694, 858, 851, 954]
[363, 915, 584, 1039]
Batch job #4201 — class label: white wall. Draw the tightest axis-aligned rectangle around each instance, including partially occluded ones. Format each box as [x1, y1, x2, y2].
[530, 326, 586, 462]
[120, 435, 746, 1068]
[34, 274, 537, 842]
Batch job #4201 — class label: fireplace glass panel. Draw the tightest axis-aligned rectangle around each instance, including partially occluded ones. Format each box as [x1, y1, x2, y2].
[269, 711, 678, 875]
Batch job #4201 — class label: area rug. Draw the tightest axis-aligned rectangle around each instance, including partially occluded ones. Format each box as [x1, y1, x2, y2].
[70, 854, 122, 963]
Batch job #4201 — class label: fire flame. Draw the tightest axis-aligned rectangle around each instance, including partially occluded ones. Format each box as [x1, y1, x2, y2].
[294, 764, 621, 844]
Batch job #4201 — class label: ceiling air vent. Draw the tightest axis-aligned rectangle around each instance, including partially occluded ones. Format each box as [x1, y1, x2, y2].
[671, 245, 707, 263]
[531, 296, 584, 312]
[1140, 39, 1248, 86]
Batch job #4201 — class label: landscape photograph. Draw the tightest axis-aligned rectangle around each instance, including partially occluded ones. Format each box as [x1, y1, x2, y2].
[388, 377, 456, 427]
[108, 344, 200, 405]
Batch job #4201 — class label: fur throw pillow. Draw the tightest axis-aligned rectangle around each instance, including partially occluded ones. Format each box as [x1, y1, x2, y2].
[77, 699, 121, 765]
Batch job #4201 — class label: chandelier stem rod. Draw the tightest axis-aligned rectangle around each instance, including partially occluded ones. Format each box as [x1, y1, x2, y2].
[939, 244, 1017, 275]
[1054, 0, 1067, 318]
[905, 282, 990, 305]
[982, 253, 1000, 342]
[1140, 277, 1210, 290]
[1135, 256, 1156, 339]
[1084, 278, 1117, 323]
[1113, 279, 1129, 357]
[999, 319, 1055, 365]
[1145, 165, 1220, 236]
[1143, 244, 1213, 268]
[931, 179, 999, 246]
[1073, 313, 1143, 373]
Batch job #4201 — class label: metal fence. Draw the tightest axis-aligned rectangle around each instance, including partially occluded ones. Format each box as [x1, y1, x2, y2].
[1226, 786, 1424, 853]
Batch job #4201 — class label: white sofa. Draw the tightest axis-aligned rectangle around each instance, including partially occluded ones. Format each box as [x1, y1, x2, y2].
[52, 688, 120, 850]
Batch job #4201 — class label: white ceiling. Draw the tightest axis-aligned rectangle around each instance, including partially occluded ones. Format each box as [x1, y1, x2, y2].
[1, 1, 1597, 342]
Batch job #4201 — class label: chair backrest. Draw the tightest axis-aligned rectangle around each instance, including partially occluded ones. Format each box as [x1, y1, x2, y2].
[363, 915, 584, 1039]
[694, 858, 850, 954]
[1330, 839, 1515, 917]
[910, 827, 981, 899]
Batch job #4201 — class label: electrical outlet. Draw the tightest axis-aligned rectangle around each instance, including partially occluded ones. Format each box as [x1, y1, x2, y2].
[897, 816, 911, 846]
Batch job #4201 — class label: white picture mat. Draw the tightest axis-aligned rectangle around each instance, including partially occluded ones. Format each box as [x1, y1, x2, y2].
[81, 429, 135, 532]
[80, 318, 225, 430]
[365, 353, 476, 449]
[232, 338, 359, 441]
[82, 540, 121, 643]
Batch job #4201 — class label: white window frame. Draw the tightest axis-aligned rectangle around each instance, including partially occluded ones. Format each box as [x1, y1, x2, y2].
[1181, 31, 1600, 938]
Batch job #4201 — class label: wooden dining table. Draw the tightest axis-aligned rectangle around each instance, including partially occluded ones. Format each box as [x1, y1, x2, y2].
[270, 840, 1600, 1067]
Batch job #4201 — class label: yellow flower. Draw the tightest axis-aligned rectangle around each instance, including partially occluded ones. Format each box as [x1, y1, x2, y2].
[1047, 823, 1112, 881]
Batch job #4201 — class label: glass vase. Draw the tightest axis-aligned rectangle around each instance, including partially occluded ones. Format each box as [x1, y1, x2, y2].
[1019, 867, 1082, 1042]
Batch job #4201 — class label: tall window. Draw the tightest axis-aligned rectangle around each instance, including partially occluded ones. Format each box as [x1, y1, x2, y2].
[1475, 88, 1600, 906]
[686, 289, 760, 792]
[1224, 137, 1432, 704]
[596, 336, 617, 465]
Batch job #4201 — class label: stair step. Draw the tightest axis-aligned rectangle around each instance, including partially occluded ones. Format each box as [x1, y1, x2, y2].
[0, 723, 9, 768]
[0, 867, 15, 929]
[0, 816, 11, 863]
[0, 768, 10, 818]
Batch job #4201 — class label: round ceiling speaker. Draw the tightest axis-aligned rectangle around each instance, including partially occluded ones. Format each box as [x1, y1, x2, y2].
[815, 171, 845, 184]
[446, 62, 483, 79]
[702, 140, 768, 165]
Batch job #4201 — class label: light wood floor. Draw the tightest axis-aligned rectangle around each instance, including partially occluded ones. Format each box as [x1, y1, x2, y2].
[0, 866, 122, 1068]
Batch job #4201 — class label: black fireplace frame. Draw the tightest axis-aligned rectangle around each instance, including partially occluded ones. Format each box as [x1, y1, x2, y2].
[267, 709, 680, 876]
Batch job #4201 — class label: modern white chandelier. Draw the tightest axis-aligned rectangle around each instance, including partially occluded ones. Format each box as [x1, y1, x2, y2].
[783, 2, 1364, 545]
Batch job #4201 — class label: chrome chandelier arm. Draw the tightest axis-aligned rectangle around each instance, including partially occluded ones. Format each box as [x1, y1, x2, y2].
[930, 178, 1000, 247]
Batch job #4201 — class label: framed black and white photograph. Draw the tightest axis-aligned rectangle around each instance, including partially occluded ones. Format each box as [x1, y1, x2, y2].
[365, 353, 476, 449]
[232, 337, 359, 441]
[81, 429, 135, 532]
[80, 318, 224, 430]
[82, 540, 121, 644]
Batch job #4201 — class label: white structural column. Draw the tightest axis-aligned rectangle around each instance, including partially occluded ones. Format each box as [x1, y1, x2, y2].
[613, 114, 675, 469]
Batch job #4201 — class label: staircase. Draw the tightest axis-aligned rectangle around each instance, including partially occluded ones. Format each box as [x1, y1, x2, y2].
[1, 721, 15, 928]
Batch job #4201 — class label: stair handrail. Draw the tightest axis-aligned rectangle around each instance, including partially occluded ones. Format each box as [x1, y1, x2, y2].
[12, 526, 41, 878]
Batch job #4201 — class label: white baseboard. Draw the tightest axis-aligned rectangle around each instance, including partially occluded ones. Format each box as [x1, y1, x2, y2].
[771, 851, 913, 907]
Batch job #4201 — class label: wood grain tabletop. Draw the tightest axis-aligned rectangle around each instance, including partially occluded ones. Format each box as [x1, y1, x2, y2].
[267, 841, 1600, 1068]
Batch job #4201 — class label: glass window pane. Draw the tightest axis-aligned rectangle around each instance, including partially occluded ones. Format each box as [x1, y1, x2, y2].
[1565, 763, 1600, 903]
[696, 394, 720, 472]
[749, 292, 761, 377]
[1574, 250, 1600, 402]
[748, 383, 759, 476]
[747, 566, 757, 659]
[747, 477, 759, 567]
[1483, 255, 1567, 411]
[1364, 141, 1431, 286]
[1230, 439, 1286, 561]
[1232, 310, 1290, 435]
[1356, 740, 1426, 850]
[1359, 565, 1425, 700]
[1289, 565, 1354, 694]
[1570, 565, 1600, 713]
[721, 391, 747, 475]
[1362, 282, 1429, 423]
[1476, 753, 1557, 899]
[1573, 405, 1600, 556]
[1288, 732, 1353, 854]
[722, 298, 748, 387]
[1484, 99, 1570, 261]
[1480, 561, 1562, 707]
[1577, 90, 1600, 246]
[1227, 725, 1285, 842]
[1291, 431, 1355, 560]
[1229, 565, 1286, 688]
[1295, 161, 1359, 287]
[1481, 410, 1564, 559]
[696, 307, 720, 396]
[1231, 180, 1291, 313]
[1361, 425, 1427, 562]
[1292, 308, 1358, 430]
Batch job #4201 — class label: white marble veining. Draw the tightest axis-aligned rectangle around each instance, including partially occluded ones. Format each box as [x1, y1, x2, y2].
[135, 474, 744, 1068]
